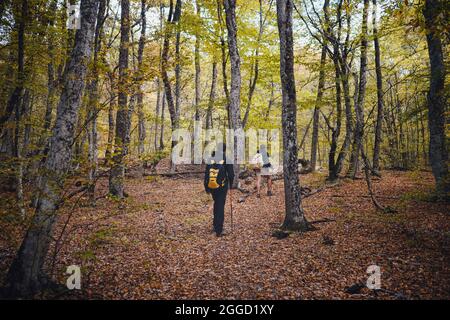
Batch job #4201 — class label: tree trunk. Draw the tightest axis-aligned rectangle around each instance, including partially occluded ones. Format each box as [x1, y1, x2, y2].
[224, 0, 243, 188]
[328, 46, 343, 181]
[161, 0, 182, 171]
[5, 0, 98, 297]
[1, 0, 27, 134]
[105, 73, 116, 164]
[347, 0, 369, 179]
[154, 78, 161, 151]
[310, 45, 326, 172]
[372, 0, 383, 174]
[154, 1, 164, 152]
[276, 0, 309, 232]
[87, 0, 106, 204]
[109, 0, 130, 198]
[194, 0, 201, 122]
[160, 90, 166, 150]
[137, 0, 147, 156]
[423, 0, 449, 195]
[242, 0, 263, 128]
[206, 61, 218, 129]
[217, 0, 230, 127]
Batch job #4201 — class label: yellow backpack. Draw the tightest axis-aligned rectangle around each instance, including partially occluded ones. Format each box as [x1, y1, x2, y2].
[207, 160, 226, 190]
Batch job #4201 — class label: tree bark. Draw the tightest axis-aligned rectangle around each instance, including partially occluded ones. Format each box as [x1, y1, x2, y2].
[87, 0, 106, 204]
[372, 0, 384, 174]
[0, 0, 27, 134]
[161, 0, 182, 171]
[105, 73, 116, 164]
[206, 61, 218, 129]
[5, 0, 98, 297]
[276, 0, 309, 232]
[347, 0, 369, 179]
[160, 90, 166, 150]
[310, 45, 326, 172]
[224, 0, 243, 188]
[217, 0, 230, 127]
[242, 0, 263, 128]
[194, 0, 201, 122]
[109, 0, 130, 198]
[423, 0, 449, 195]
[137, 0, 147, 156]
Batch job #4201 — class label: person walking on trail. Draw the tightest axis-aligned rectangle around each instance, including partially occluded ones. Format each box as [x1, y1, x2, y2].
[204, 143, 234, 237]
[251, 144, 274, 198]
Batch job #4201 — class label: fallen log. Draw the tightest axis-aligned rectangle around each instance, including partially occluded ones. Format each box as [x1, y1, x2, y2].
[144, 170, 205, 177]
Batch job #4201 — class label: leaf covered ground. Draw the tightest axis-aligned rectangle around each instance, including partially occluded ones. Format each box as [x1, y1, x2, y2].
[1, 169, 449, 299]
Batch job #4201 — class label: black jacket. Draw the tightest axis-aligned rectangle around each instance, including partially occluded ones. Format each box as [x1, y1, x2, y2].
[204, 161, 234, 192]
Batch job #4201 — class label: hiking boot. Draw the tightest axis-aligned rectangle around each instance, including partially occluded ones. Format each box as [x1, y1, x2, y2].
[267, 191, 273, 196]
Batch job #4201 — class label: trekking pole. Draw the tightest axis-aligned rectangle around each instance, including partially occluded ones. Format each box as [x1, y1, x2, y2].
[230, 188, 233, 232]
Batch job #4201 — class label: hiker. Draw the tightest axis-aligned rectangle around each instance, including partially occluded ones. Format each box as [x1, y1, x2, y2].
[251, 144, 273, 198]
[204, 143, 234, 237]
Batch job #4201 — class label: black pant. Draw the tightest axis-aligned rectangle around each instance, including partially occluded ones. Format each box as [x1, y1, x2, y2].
[211, 187, 227, 235]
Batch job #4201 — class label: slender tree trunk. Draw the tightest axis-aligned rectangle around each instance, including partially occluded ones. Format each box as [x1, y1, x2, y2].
[87, 0, 106, 204]
[5, 0, 99, 297]
[328, 47, 343, 181]
[265, 78, 275, 120]
[160, 90, 166, 150]
[1, 0, 27, 135]
[217, 0, 230, 127]
[161, 0, 182, 171]
[109, 0, 130, 198]
[423, 0, 449, 195]
[105, 73, 116, 164]
[154, 78, 161, 151]
[276, 0, 309, 232]
[347, 0, 369, 179]
[154, 1, 164, 152]
[42, 0, 58, 138]
[194, 0, 201, 122]
[242, 0, 263, 128]
[206, 61, 218, 129]
[137, 0, 147, 156]
[310, 45, 326, 172]
[372, 0, 383, 174]
[224, 0, 243, 188]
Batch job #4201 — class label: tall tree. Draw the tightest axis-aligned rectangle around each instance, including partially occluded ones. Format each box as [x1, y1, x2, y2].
[372, 0, 384, 174]
[194, 0, 201, 122]
[276, 0, 309, 232]
[347, 0, 369, 178]
[87, 0, 107, 204]
[422, 0, 449, 195]
[206, 60, 218, 129]
[217, 0, 230, 128]
[4, 0, 99, 297]
[161, 0, 182, 171]
[0, 0, 27, 135]
[109, 0, 130, 197]
[310, 44, 326, 172]
[242, 0, 264, 128]
[223, 0, 243, 187]
[137, 0, 147, 156]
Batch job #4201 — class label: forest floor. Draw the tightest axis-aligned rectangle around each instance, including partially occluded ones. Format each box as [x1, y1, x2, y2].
[0, 167, 449, 299]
